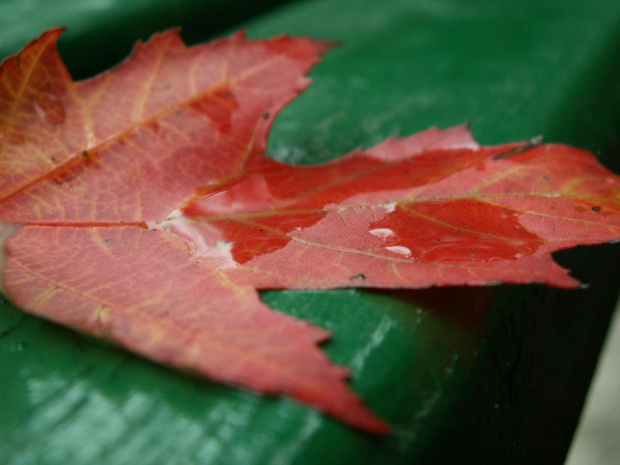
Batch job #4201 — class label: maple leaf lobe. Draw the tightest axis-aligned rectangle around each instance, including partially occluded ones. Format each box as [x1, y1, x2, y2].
[0, 29, 334, 225]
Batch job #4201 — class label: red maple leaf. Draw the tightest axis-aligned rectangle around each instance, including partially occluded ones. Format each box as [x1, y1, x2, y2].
[1, 29, 619, 434]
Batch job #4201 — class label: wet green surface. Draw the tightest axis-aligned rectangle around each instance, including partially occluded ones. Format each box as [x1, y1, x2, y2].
[1, 0, 619, 464]
[0, 0, 293, 79]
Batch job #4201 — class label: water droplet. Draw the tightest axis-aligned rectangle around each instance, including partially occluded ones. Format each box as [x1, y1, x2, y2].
[385, 245, 411, 257]
[32, 94, 65, 125]
[33, 104, 45, 120]
[383, 202, 397, 213]
[369, 228, 394, 239]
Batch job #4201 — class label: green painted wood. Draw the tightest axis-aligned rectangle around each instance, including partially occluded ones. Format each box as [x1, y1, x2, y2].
[0, 0, 293, 79]
[1, 1, 619, 464]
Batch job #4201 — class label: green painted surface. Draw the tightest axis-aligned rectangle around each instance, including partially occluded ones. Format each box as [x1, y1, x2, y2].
[0, 0, 292, 79]
[1, 1, 619, 464]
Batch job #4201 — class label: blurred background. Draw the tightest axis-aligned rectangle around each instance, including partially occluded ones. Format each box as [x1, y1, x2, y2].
[566, 298, 620, 465]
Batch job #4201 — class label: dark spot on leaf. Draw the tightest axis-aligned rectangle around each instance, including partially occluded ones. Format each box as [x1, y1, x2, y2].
[543, 176, 550, 181]
[263, 111, 270, 119]
[102, 238, 111, 243]
[80, 150, 97, 162]
[592, 206, 601, 212]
